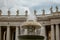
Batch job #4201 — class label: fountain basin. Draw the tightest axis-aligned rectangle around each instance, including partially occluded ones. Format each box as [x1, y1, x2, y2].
[18, 35, 44, 40]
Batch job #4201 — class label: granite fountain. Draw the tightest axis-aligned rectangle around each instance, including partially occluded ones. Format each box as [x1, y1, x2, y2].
[18, 10, 44, 40]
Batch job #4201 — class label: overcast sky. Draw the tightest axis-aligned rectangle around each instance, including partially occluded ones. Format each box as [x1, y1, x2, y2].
[0, 0, 60, 15]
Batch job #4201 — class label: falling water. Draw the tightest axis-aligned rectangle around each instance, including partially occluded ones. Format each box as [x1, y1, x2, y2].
[27, 10, 36, 21]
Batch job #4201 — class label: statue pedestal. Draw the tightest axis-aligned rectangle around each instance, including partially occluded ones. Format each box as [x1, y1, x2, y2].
[18, 35, 44, 40]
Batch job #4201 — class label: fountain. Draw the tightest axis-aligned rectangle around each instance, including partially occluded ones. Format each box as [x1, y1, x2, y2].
[18, 10, 44, 40]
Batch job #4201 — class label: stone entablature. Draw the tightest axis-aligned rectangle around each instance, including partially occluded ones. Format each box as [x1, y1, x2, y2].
[0, 12, 60, 25]
[0, 12, 60, 26]
[0, 22, 23, 26]
[0, 15, 27, 22]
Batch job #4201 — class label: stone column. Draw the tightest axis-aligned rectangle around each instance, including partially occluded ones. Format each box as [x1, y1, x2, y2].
[12, 32, 14, 40]
[20, 26, 24, 35]
[56, 24, 59, 40]
[0, 26, 1, 40]
[40, 26, 46, 40]
[3, 32, 6, 40]
[51, 24, 55, 40]
[6, 26, 10, 40]
[20, 26, 21, 35]
[25, 29, 27, 35]
[15, 26, 19, 40]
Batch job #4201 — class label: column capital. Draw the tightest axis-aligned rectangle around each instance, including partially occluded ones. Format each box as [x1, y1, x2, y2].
[0, 25, 1, 27]
[55, 24, 59, 26]
[51, 24, 54, 25]
[55, 24, 59, 25]
[51, 24, 55, 25]
[16, 25, 19, 27]
[7, 25, 10, 27]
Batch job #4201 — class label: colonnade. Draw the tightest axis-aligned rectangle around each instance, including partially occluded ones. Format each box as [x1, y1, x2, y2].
[0, 24, 60, 40]
[51, 24, 60, 40]
[40, 24, 60, 40]
[0, 26, 20, 40]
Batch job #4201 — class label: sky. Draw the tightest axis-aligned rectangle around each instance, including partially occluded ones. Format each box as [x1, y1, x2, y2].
[0, 0, 60, 15]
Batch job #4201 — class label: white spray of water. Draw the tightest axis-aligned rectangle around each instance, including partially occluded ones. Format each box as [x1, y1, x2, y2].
[27, 9, 36, 21]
